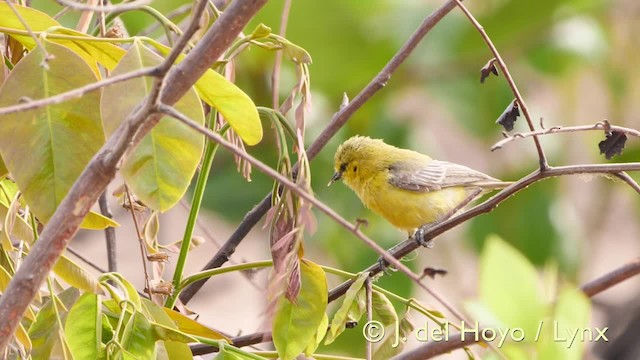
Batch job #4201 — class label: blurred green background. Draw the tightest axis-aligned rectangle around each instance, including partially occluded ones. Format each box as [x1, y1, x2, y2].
[34, 0, 640, 357]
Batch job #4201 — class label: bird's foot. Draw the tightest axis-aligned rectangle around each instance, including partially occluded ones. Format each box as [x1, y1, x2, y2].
[413, 226, 434, 248]
[376, 256, 398, 274]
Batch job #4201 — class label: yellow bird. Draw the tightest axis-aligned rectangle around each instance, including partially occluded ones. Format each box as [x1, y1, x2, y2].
[329, 136, 511, 238]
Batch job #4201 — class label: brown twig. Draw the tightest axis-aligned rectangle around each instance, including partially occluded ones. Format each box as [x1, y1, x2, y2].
[179, 0, 460, 304]
[454, 0, 548, 170]
[613, 172, 640, 195]
[98, 192, 117, 272]
[582, 258, 640, 297]
[491, 122, 640, 151]
[124, 187, 152, 297]
[391, 331, 486, 360]
[0, 67, 157, 115]
[0, 0, 267, 351]
[57, 0, 151, 12]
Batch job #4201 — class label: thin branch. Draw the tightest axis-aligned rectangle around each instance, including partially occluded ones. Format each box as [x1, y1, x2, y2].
[391, 331, 485, 360]
[180, 0, 460, 304]
[4, 0, 50, 61]
[491, 122, 640, 151]
[328, 162, 640, 301]
[157, 104, 472, 325]
[582, 258, 640, 297]
[0, 0, 268, 351]
[0, 67, 156, 115]
[271, 0, 292, 109]
[454, 0, 548, 169]
[613, 172, 640, 195]
[190, 332, 273, 356]
[98, 192, 117, 272]
[124, 187, 152, 297]
[56, 0, 151, 13]
[66, 246, 108, 273]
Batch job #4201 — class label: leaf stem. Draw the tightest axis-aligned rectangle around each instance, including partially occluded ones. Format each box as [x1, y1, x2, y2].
[165, 122, 229, 308]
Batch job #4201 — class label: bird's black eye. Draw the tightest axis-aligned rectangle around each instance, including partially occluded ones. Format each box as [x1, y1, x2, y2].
[340, 163, 347, 172]
[353, 166, 357, 172]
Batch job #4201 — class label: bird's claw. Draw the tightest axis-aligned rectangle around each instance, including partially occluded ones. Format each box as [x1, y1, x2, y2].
[413, 226, 434, 248]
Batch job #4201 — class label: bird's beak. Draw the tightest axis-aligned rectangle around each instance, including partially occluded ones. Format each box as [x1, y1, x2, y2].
[327, 171, 342, 187]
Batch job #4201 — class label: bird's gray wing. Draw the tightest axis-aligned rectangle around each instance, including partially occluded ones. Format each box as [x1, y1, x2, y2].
[388, 160, 499, 192]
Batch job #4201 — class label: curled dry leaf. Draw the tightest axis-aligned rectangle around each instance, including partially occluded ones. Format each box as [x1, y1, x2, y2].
[496, 99, 520, 132]
[480, 57, 498, 83]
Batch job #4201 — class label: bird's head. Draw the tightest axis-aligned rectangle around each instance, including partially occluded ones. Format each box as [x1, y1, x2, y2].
[329, 135, 388, 188]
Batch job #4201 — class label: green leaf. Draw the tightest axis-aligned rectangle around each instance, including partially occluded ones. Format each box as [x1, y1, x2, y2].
[30, 288, 80, 360]
[101, 273, 141, 310]
[147, 39, 262, 146]
[101, 40, 205, 212]
[372, 290, 398, 327]
[273, 259, 328, 360]
[141, 298, 196, 359]
[480, 235, 545, 337]
[121, 311, 156, 360]
[214, 344, 267, 360]
[53, 255, 102, 294]
[80, 211, 119, 230]
[161, 307, 230, 342]
[65, 293, 102, 360]
[373, 312, 414, 360]
[151, 322, 198, 343]
[537, 286, 590, 360]
[325, 271, 369, 344]
[0, 41, 104, 223]
[304, 312, 328, 356]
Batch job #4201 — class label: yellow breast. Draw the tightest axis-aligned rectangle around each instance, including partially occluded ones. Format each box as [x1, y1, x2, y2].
[358, 171, 469, 232]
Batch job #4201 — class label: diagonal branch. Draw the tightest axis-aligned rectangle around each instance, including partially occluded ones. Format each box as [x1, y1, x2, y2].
[157, 103, 472, 325]
[0, 0, 268, 351]
[179, 0, 460, 304]
[454, 0, 548, 169]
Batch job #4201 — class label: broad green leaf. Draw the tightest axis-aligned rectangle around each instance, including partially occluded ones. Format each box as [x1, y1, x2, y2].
[53, 255, 102, 294]
[101, 40, 204, 212]
[214, 344, 267, 360]
[121, 311, 156, 360]
[347, 287, 366, 323]
[65, 293, 102, 360]
[537, 286, 590, 360]
[147, 40, 262, 146]
[141, 298, 194, 359]
[480, 235, 545, 337]
[304, 312, 328, 356]
[151, 322, 198, 343]
[0, 41, 104, 224]
[80, 210, 120, 230]
[372, 290, 398, 327]
[325, 271, 369, 344]
[273, 259, 328, 360]
[161, 307, 230, 342]
[30, 288, 80, 360]
[373, 312, 414, 360]
[100, 273, 141, 309]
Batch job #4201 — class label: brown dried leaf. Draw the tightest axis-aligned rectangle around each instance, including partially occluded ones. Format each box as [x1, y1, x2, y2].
[496, 99, 520, 132]
[480, 58, 498, 83]
[599, 131, 627, 160]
